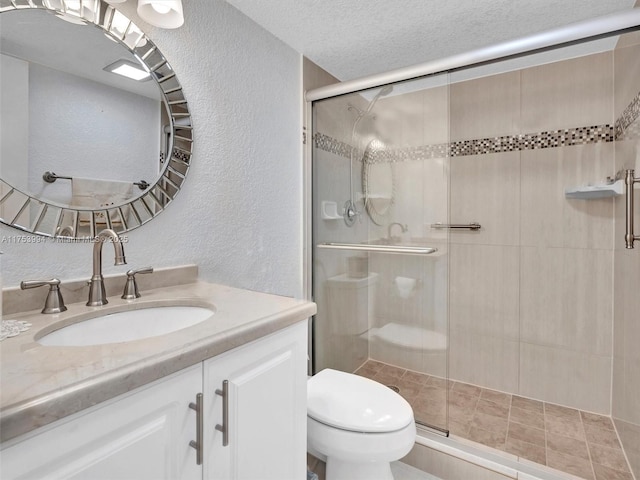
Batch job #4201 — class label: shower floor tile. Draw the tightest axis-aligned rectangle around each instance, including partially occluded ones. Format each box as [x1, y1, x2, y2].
[355, 359, 633, 480]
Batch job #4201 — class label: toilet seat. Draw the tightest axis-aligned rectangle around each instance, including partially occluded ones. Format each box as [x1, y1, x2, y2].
[307, 368, 413, 433]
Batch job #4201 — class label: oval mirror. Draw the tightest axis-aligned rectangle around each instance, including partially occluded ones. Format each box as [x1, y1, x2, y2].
[0, 0, 192, 239]
[361, 139, 394, 226]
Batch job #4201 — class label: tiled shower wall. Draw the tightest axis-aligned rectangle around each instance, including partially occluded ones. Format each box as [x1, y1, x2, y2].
[613, 31, 640, 478]
[447, 52, 615, 414]
[312, 47, 637, 419]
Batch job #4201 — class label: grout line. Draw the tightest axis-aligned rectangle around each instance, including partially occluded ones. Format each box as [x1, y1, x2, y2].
[580, 411, 598, 480]
[542, 402, 549, 468]
[607, 416, 637, 480]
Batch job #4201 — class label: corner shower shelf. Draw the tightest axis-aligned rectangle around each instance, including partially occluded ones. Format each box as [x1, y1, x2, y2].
[564, 180, 624, 199]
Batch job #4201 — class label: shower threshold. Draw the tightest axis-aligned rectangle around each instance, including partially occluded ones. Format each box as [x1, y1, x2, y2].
[355, 360, 633, 480]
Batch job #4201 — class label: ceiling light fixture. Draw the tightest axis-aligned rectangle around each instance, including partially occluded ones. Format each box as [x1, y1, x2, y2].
[104, 59, 151, 81]
[137, 0, 184, 29]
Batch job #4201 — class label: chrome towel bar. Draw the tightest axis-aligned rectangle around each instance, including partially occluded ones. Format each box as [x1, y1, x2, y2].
[625, 169, 640, 249]
[430, 222, 481, 230]
[42, 171, 150, 190]
[317, 242, 437, 255]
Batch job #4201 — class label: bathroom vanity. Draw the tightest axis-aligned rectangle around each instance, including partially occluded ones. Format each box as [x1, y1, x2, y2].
[0, 281, 316, 480]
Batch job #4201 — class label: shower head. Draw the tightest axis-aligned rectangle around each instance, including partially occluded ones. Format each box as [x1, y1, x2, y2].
[365, 85, 393, 114]
[379, 85, 393, 96]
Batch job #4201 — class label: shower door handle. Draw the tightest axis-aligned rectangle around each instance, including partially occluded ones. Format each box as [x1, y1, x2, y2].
[317, 243, 437, 255]
[625, 169, 640, 248]
[430, 222, 481, 230]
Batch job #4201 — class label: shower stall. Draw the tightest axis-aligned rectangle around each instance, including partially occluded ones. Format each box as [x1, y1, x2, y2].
[308, 12, 640, 480]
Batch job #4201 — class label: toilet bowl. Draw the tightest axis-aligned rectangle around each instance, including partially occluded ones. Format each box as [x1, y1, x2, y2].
[307, 369, 416, 480]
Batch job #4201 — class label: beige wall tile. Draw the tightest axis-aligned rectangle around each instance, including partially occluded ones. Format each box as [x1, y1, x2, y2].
[450, 152, 520, 246]
[450, 244, 519, 339]
[623, 359, 640, 425]
[422, 84, 450, 146]
[520, 144, 614, 250]
[617, 251, 640, 364]
[394, 158, 449, 239]
[377, 91, 425, 148]
[613, 249, 640, 434]
[519, 342, 611, 414]
[521, 52, 613, 132]
[450, 71, 520, 141]
[520, 247, 613, 355]
[614, 41, 640, 119]
[449, 327, 519, 393]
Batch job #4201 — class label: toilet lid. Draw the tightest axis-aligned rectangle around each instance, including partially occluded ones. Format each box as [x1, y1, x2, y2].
[307, 368, 414, 433]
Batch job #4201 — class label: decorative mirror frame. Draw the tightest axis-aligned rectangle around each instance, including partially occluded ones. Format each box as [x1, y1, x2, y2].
[0, 0, 193, 239]
[361, 139, 395, 226]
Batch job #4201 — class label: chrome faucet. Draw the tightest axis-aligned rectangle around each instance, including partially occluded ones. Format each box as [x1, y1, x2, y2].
[87, 229, 127, 306]
[388, 222, 408, 240]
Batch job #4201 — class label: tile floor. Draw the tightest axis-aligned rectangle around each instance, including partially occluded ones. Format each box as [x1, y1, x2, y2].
[354, 360, 634, 480]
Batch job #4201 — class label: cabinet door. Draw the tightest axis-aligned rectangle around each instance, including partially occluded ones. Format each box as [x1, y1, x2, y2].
[1, 364, 202, 480]
[203, 322, 307, 480]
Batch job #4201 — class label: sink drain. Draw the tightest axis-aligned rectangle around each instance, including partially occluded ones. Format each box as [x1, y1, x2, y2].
[387, 385, 400, 393]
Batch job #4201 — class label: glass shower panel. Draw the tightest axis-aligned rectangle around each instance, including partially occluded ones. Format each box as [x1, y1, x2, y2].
[312, 74, 450, 432]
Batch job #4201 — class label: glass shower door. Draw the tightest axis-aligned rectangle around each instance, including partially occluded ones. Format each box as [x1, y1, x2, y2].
[311, 74, 450, 433]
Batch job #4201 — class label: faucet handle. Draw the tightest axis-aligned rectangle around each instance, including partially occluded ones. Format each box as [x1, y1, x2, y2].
[121, 267, 154, 300]
[20, 278, 67, 314]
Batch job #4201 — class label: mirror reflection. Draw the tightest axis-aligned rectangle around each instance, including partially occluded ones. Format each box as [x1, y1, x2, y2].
[362, 139, 395, 225]
[0, 8, 166, 213]
[0, 1, 193, 240]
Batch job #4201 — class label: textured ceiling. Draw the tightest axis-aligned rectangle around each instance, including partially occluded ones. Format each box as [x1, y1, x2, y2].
[224, 0, 636, 81]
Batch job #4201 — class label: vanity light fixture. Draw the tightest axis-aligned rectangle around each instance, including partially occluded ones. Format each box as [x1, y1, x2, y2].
[103, 59, 151, 81]
[137, 0, 184, 29]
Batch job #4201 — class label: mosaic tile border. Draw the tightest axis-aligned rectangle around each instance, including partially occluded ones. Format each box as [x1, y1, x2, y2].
[451, 125, 613, 157]
[615, 90, 640, 140]
[314, 124, 614, 162]
[313, 133, 358, 159]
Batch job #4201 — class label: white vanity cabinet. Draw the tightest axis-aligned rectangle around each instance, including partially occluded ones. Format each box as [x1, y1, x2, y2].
[203, 321, 308, 480]
[0, 321, 308, 480]
[0, 364, 203, 480]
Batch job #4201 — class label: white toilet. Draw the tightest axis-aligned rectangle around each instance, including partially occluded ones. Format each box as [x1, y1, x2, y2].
[307, 368, 416, 480]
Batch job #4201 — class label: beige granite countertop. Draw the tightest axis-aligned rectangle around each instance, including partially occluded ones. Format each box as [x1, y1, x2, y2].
[0, 281, 316, 443]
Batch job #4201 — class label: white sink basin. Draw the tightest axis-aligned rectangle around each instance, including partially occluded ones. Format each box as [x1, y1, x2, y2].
[38, 305, 215, 347]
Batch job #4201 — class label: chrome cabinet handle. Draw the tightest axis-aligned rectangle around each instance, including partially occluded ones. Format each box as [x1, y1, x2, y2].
[215, 380, 229, 447]
[189, 393, 203, 465]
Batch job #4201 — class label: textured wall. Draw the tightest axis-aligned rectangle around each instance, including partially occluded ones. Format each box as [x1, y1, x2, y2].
[0, 0, 303, 298]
